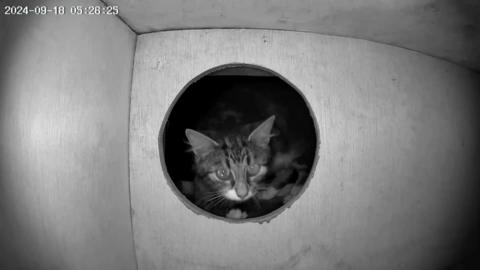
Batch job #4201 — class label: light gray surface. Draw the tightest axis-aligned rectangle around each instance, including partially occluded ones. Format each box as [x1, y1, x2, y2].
[130, 29, 480, 270]
[0, 0, 137, 269]
[105, 0, 480, 71]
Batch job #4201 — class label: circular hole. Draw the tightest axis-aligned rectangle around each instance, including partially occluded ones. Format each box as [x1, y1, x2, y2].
[160, 64, 319, 223]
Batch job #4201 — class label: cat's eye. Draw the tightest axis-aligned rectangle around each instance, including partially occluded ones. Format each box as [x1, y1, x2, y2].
[247, 164, 260, 176]
[215, 168, 231, 180]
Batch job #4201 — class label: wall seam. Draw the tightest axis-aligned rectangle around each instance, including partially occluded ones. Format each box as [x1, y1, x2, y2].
[96, 1, 140, 268]
[98, 0, 139, 34]
[127, 34, 140, 270]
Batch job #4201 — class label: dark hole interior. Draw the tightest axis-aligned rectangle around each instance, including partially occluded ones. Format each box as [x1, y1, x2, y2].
[162, 66, 317, 220]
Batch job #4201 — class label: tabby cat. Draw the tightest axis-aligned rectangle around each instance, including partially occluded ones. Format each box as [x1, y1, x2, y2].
[186, 115, 307, 219]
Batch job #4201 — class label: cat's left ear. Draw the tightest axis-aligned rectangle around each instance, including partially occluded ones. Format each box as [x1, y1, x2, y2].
[185, 129, 219, 158]
[248, 115, 275, 148]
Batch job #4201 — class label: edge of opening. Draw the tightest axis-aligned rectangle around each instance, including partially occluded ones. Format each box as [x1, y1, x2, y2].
[158, 63, 321, 224]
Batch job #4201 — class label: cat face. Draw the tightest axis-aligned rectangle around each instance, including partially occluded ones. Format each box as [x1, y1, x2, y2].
[186, 116, 275, 202]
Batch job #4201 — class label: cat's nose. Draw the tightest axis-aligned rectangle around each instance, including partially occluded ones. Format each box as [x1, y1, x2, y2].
[235, 184, 248, 199]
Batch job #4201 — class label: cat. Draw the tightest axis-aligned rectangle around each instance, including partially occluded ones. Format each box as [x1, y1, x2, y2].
[166, 75, 317, 219]
[185, 115, 308, 219]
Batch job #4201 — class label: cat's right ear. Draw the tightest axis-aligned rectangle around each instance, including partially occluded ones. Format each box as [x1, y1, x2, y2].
[248, 115, 275, 148]
[185, 129, 219, 158]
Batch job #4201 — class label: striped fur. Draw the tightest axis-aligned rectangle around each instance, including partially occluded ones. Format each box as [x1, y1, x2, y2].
[185, 116, 275, 217]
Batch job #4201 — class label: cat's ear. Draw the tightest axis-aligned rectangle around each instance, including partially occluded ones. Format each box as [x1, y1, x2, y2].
[185, 129, 219, 157]
[248, 115, 275, 148]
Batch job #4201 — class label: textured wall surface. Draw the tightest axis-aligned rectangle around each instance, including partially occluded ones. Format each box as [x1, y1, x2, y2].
[130, 29, 480, 270]
[0, 1, 138, 269]
[105, 0, 480, 71]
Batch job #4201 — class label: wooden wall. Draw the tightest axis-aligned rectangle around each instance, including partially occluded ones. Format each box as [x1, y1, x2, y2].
[130, 29, 480, 270]
[0, 1, 137, 269]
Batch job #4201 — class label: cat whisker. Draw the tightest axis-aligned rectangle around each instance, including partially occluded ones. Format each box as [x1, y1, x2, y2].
[198, 194, 220, 206]
[252, 196, 262, 209]
[201, 193, 224, 210]
[206, 198, 224, 211]
[209, 197, 225, 210]
[197, 192, 222, 206]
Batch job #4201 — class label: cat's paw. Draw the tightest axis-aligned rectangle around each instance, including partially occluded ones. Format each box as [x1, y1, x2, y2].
[226, 209, 248, 219]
